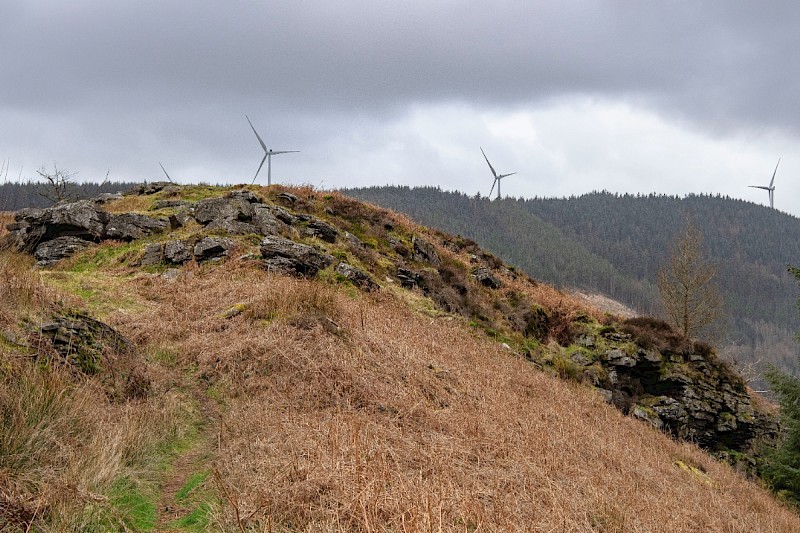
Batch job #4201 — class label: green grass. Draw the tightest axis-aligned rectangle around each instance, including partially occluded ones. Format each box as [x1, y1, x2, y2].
[176, 471, 209, 502]
[173, 503, 212, 531]
[108, 477, 158, 531]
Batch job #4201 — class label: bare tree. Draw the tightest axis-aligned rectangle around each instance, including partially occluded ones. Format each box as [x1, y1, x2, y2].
[658, 218, 724, 338]
[36, 164, 78, 204]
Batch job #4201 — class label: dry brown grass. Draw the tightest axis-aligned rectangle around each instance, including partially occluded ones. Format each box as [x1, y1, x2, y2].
[0, 212, 11, 239]
[107, 260, 800, 532]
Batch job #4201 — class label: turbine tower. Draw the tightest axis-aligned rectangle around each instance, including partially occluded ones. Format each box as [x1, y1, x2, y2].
[246, 115, 299, 185]
[481, 147, 516, 200]
[749, 158, 780, 208]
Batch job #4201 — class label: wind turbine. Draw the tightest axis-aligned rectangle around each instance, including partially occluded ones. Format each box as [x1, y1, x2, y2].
[246, 115, 299, 185]
[749, 158, 780, 208]
[158, 162, 174, 183]
[481, 147, 516, 200]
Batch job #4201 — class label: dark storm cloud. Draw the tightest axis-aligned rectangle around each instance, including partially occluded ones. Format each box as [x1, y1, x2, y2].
[2, 0, 800, 194]
[3, 1, 798, 127]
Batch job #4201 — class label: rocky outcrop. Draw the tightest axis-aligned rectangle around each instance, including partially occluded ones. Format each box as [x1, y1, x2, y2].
[105, 213, 168, 241]
[34, 236, 93, 266]
[335, 262, 378, 291]
[557, 317, 777, 454]
[260, 236, 334, 277]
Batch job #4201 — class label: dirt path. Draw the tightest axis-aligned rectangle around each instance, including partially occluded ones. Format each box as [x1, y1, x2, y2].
[155, 387, 221, 531]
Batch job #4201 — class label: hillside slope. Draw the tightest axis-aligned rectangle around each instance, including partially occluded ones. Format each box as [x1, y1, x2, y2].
[344, 186, 800, 378]
[0, 185, 797, 531]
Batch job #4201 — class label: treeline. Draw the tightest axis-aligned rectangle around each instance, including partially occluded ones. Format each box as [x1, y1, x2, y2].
[0, 181, 141, 211]
[343, 186, 800, 376]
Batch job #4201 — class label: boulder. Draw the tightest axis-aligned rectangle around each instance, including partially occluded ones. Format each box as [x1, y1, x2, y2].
[396, 267, 422, 289]
[6, 201, 110, 251]
[335, 262, 379, 291]
[104, 213, 168, 241]
[193, 237, 235, 261]
[471, 267, 502, 289]
[252, 205, 283, 236]
[304, 218, 338, 243]
[412, 235, 440, 266]
[140, 243, 164, 266]
[193, 196, 254, 225]
[34, 236, 92, 266]
[260, 235, 334, 276]
[163, 240, 192, 264]
[275, 192, 298, 206]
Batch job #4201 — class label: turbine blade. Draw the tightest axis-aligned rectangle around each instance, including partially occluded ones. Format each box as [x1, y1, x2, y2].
[252, 154, 267, 184]
[159, 162, 173, 183]
[770, 157, 780, 187]
[481, 147, 498, 178]
[749, 185, 770, 190]
[498, 172, 517, 179]
[269, 150, 300, 155]
[246, 115, 267, 152]
[489, 177, 497, 197]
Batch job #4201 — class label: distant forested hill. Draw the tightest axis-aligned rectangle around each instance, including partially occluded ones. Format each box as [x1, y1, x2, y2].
[0, 181, 140, 210]
[344, 186, 800, 377]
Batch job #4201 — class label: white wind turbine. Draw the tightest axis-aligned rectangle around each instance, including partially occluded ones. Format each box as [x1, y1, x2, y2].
[246, 115, 299, 185]
[749, 158, 780, 208]
[481, 147, 516, 200]
[158, 162, 173, 183]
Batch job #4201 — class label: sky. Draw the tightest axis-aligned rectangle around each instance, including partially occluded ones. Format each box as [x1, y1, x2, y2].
[2, 1, 799, 215]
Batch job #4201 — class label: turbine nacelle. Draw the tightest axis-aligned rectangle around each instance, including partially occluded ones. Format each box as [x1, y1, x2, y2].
[481, 147, 516, 200]
[748, 158, 780, 209]
[246, 115, 299, 185]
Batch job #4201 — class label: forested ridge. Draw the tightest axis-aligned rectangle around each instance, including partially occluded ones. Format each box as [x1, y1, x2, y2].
[0, 180, 140, 210]
[344, 186, 800, 376]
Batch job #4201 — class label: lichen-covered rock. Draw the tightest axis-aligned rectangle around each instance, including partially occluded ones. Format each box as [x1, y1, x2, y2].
[140, 243, 164, 266]
[34, 236, 92, 265]
[193, 197, 254, 225]
[194, 237, 234, 261]
[7, 201, 109, 251]
[163, 240, 191, 264]
[412, 235, 440, 266]
[396, 267, 422, 289]
[260, 235, 333, 277]
[304, 218, 339, 243]
[104, 213, 168, 241]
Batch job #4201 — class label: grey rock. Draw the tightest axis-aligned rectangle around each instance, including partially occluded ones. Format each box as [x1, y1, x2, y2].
[104, 213, 168, 241]
[471, 267, 502, 289]
[304, 218, 338, 243]
[140, 243, 164, 266]
[252, 205, 283, 235]
[633, 406, 664, 429]
[606, 348, 637, 367]
[226, 189, 261, 203]
[396, 267, 422, 289]
[335, 262, 379, 291]
[34, 236, 92, 265]
[168, 212, 191, 229]
[163, 240, 191, 264]
[128, 182, 171, 195]
[260, 235, 334, 277]
[412, 235, 440, 266]
[275, 192, 298, 206]
[152, 199, 189, 210]
[193, 237, 235, 261]
[194, 197, 254, 225]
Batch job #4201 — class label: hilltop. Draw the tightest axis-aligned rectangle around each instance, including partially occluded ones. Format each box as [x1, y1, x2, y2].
[0, 184, 797, 531]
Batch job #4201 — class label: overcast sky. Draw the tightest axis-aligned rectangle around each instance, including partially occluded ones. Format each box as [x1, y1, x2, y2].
[2, 1, 799, 215]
